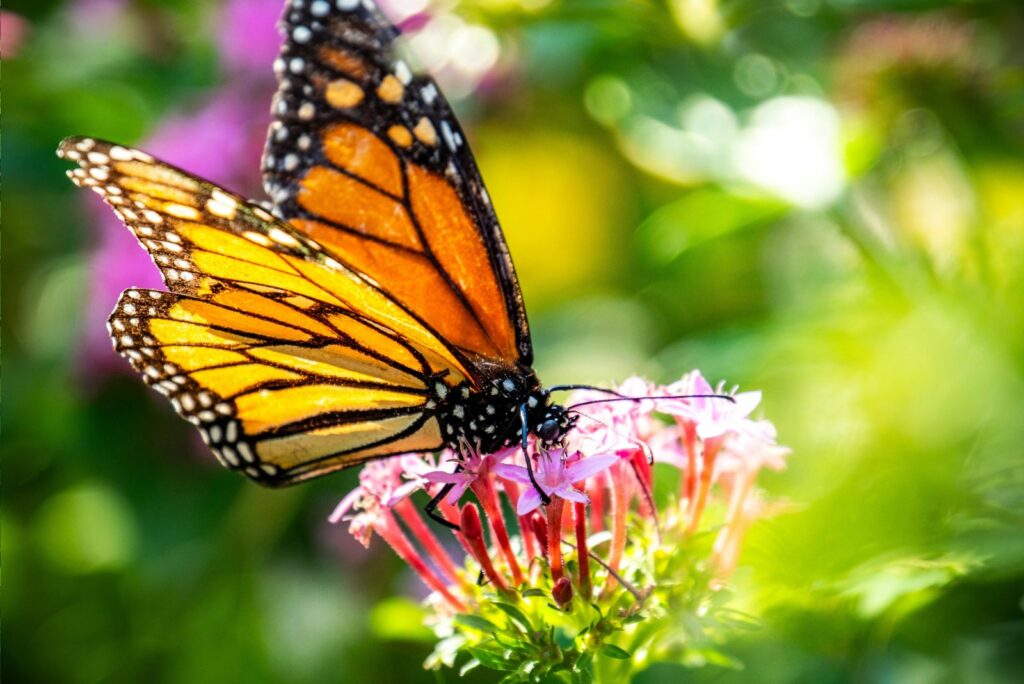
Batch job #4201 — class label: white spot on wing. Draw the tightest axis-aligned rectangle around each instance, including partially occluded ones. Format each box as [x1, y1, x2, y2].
[421, 83, 438, 105]
[394, 60, 412, 85]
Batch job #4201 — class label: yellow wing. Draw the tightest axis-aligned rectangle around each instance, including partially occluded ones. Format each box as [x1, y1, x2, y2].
[59, 136, 464, 485]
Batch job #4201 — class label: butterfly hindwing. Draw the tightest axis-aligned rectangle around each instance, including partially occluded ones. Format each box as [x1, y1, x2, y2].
[263, 0, 532, 371]
[60, 136, 457, 484]
[107, 286, 444, 484]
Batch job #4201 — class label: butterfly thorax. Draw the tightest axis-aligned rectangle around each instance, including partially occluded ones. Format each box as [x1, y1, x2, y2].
[430, 368, 574, 454]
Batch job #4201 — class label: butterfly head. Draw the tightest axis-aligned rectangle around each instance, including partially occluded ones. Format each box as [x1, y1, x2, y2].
[535, 402, 576, 446]
[514, 374, 575, 447]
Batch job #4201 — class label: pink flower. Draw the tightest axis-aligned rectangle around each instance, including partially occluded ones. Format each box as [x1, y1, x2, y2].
[422, 446, 516, 505]
[358, 458, 428, 508]
[329, 457, 429, 541]
[495, 450, 618, 515]
[568, 376, 658, 454]
[329, 489, 378, 547]
[326, 369, 787, 673]
[717, 420, 791, 475]
[648, 424, 688, 470]
[659, 370, 762, 440]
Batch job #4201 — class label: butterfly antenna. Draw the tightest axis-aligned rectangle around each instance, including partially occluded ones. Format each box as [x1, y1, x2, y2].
[567, 393, 735, 412]
[548, 384, 629, 397]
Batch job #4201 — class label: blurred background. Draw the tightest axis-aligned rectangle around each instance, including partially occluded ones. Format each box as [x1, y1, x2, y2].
[5, 0, 1024, 681]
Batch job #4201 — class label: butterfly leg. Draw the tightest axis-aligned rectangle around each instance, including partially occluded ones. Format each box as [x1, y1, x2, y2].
[424, 476, 461, 531]
[520, 404, 550, 505]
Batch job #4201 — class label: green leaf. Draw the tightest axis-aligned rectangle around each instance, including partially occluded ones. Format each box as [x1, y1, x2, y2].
[599, 644, 632, 660]
[497, 674, 527, 684]
[493, 631, 538, 655]
[468, 646, 517, 672]
[521, 588, 547, 598]
[454, 614, 500, 633]
[838, 555, 977, 619]
[492, 601, 533, 631]
[572, 651, 595, 684]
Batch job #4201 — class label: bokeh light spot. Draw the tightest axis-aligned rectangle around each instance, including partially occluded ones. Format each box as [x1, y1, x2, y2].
[584, 75, 632, 126]
[669, 0, 725, 45]
[734, 53, 781, 98]
[35, 482, 139, 574]
[734, 96, 846, 208]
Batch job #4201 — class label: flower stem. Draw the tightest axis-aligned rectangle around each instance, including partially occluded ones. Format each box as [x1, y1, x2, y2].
[688, 437, 721, 534]
[376, 508, 466, 611]
[531, 513, 549, 562]
[712, 470, 755, 574]
[574, 500, 592, 600]
[589, 474, 606, 532]
[394, 497, 466, 589]
[546, 497, 566, 583]
[604, 462, 629, 593]
[681, 421, 698, 506]
[472, 478, 525, 585]
[501, 478, 538, 562]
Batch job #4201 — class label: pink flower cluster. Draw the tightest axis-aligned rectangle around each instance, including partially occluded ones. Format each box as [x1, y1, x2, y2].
[332, 371, 788, 609]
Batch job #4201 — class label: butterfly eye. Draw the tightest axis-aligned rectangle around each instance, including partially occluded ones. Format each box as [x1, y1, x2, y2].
[537, 418, 561, 442]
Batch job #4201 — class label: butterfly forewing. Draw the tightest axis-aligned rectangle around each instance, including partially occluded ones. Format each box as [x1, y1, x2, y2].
[59, 136, 459, 484]
[263, 0, 533, 372]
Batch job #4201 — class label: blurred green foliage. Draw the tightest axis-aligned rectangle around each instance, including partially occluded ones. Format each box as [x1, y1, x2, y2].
[5, 0, 1024, 682]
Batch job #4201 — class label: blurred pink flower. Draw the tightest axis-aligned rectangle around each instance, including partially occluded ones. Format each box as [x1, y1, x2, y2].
[0, 11, 29, 58]
[218, 0, 285, 74]
[835, 13, 984, 109]
[660, 370, 762, 440]
[717, 420, 791, 475]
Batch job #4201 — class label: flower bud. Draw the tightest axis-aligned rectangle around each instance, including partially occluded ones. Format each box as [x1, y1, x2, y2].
[460, 502, 483, 540]
[460, 502, 510, 591]
[552, 576, 573, 607]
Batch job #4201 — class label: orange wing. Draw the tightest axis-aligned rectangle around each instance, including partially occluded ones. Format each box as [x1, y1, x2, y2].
[262, 1, 531, 375]
[58, 136, 469, 485]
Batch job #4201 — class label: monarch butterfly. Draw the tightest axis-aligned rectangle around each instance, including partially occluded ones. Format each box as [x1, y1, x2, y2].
[59, 0, 577, 495]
